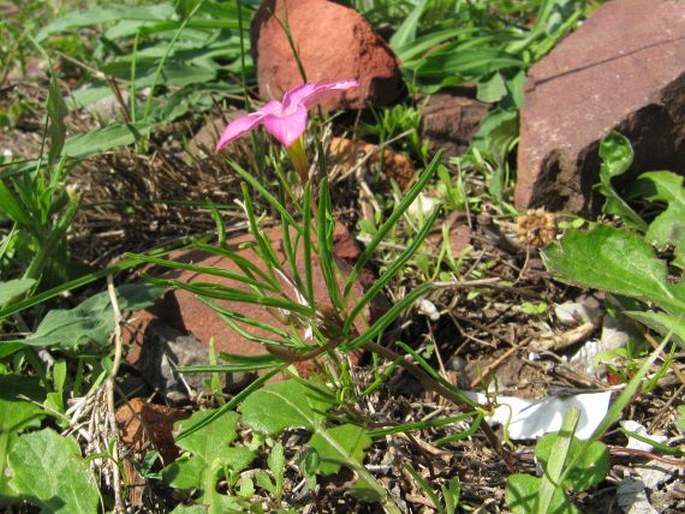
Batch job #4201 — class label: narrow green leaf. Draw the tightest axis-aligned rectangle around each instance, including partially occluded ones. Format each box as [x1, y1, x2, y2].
[47, 73, 69, 166]
[389, 0, 427, 50]
[229, 161, 300, 231]
[128, 252, 279, 292]
[317, 176, 342, 311]
[345, 282, 432, 350]
[343, 207, 440, 335]
[417, 47, 524, 80]
[62, 122, 152, 158]
[0, 181, 33, 229]
[343, 153, 440, 299]
[36, 4, 176, 40]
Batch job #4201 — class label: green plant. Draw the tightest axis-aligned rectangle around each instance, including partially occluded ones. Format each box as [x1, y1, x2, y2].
[542, 132, 685, 346]
[506, 336, 668, 513]
[0, 73, 79, 289]
[506, 407, 610, 513]
[37, 0, 255, 126]
[240, 380, 391, 508]
[162, 409, 258, 513]
[362, 103, 427, 161]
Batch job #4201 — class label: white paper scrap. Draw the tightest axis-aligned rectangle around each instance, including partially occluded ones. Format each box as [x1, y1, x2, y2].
[470, 390, 612, 440]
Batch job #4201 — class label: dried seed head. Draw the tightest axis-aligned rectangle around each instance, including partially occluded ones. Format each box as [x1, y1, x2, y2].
[514, 209, 557, 248]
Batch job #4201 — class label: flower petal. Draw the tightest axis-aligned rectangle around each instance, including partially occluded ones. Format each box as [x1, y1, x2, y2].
[262, 105, 308, 147]
[216, 112, 265, 151]
[283, 79, 359, 110]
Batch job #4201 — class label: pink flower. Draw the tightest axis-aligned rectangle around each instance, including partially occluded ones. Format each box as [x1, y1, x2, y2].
[215, 79, 358, 151]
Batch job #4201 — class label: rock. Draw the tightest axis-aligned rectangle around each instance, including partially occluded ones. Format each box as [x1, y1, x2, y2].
[419, 92, 491, 158]
[251, 0, 402, 109]
[132, 224, 370, 381]
[515, 0, 685, 214]
[136, 320, 252, 404]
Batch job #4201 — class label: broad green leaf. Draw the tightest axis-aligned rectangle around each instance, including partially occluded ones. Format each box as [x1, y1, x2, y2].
[309, 424, 372, 475]
[595, 132, 646, 230]
[62, 122, 152, 158]
[37, 4, 176, 40]
[23, 283, 164, 348]
[101, 61, 217, 89]
[417, 47, 524, 81]
[6, 429, 99, 513]
[632, 171, 685, 269]
[626, 311, 685, 347]
[176, 410, 240, 459]
[163, 409, 255, 512]
[239, 380, 334, 434]
[506, 474, 578, 514]
[470, 108, 519, 162]
[477, 72, 507, 103]
[536, 434, 610, 492]
[542, 224, 685, 315]
[240, 380, 394, 508]
[0, 375, 46, 402]
[0, 279, 35, 309]
[164, 453, 205, 490]
[0, 376, 47, 497]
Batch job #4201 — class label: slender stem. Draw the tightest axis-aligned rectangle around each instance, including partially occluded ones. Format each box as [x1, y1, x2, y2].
[105, 276, 124, 513]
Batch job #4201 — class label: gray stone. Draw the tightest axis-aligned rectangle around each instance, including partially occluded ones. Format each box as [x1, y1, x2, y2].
[515, 0, 685, 214]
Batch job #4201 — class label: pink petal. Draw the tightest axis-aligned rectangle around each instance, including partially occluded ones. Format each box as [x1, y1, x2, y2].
[259, 99, 285, 116]
[262, 105, 309, 147]
[283, 79, 359, 110]
[216, 113, 264, 151]
[215, 100, 284, 151]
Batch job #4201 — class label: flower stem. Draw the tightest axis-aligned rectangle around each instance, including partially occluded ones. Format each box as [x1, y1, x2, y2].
[287, 136, 309, 183]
